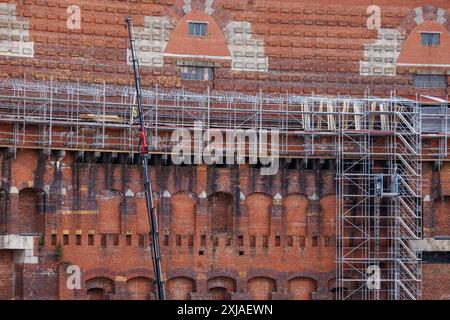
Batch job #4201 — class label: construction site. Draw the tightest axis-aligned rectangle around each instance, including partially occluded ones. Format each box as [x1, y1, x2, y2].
[0, 0, 449, 300]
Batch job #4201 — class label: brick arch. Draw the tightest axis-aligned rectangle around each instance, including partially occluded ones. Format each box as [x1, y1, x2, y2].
[247, 192, 272, 236]
[164, 10, 230, 58]
[85, 277, 115, 300]
[126, 277, 155, 300]
[283, 193, 308, 236]
[125, 268, 154, 280]
[172, 191, 197, 236]
[83, 268, 121, 282]
[398, 5, 450, 37]
[397, 20, 450, 68]
[18, 187, 45, 235]
[171, 0, 233, 30]
[166, 276, 196, 300]
[288, 277, 317, 300]
[327, 277, 352, 300]
[208, 192, 234, 234]
[97, 189, 123, 234]
[207, 276, 236, 300]
[247, 277, 277, 300]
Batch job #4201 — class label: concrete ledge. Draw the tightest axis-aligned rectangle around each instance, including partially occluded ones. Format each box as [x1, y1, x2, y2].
[410, 238, 450, 252]
[0, 234, 38, 264]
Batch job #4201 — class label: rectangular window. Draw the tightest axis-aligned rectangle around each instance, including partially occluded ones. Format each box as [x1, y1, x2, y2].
[76, 234, 82, 246]
[88, 234, 94, 246]
[126, 234, 132, 246]
[63, 234, 69, 246]
[176, 235, 182, 247]
[181, 66, 213, 81]
[421, 33, 440, 46]
[238, 235, 244, 247]
[413, 74, 447, 88]
[312, 236, 319, 247]
[275, 235, 281, 247]
[422, 251, 450, 264]
[188, 22, 207, 36]
[163, 235, 169, 246]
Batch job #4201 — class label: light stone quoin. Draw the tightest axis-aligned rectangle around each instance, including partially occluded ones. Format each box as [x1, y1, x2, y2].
[0, 3, 34, 58]
[127, 16, 173, 67]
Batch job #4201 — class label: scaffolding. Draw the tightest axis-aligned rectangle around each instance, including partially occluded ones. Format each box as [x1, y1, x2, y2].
[0, 78, 425, 158]
[0, 78, 439, 300]
[336, 98, 422, 300]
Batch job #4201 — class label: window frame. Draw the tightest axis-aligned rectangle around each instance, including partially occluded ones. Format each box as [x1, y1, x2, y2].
[420, 32, 441, 46]
[413, 74, 447, 89]
[181, 66, 214, 81]
[188, 22, 208, 37]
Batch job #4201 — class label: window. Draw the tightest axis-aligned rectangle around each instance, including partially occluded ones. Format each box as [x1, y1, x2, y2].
[88, 234, 94, 246]
[189, 22, 207, 36]
[423, 252, 450, 264]
[126, 234, 132, 246]
[312, 236, 319, 247]
[413, 74, 447, 88]
[63, 234, 69, 246]
[181, 66, 213, 81]
[76, 234, 82, 246]
[421, 33, 440, 46]
[275, 235, 281, 247]
[238, 235, 244, 247]
[176, 235, 182, 247]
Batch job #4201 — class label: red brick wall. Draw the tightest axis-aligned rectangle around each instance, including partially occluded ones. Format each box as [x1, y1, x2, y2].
[0, 149, 338, 299]
[423, 264, 450, 300]
[248, 277, 276, 300]
[0, 0, 448, 96]
[167, 277, 196, 300]
[18, 188, 45, 235]
[0, 250, 13, 299]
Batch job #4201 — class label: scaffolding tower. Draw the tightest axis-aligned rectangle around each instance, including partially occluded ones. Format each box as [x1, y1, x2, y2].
[336, 98, 422, 300]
